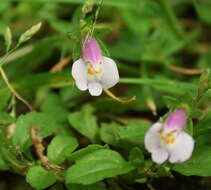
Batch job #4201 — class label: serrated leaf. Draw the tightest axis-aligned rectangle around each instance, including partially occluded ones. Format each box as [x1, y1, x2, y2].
[68, 104, 98, 140]
[18, 22, 42, 45]
[4, 27, 12, 52]
[65, 149, 135, 185]
[47, 135, 78, 164]
[26, 166, 57, 189]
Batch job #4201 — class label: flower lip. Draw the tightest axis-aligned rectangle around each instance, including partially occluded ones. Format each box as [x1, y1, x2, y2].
[82, 36, 102, 65]
[164, 109, 187, 130]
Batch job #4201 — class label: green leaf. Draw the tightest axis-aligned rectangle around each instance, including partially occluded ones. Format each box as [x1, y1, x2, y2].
[129, 147, 144, 166]
[99, 122, 121, 146]
[194, 111, 211, 137]
[173, 134, 211, 176]
[65, 149, 135, 185]
[18, 22, 42, 45]
[4, 27, 12, 52]
[41, 94, 68, 123]
[0, 155, 10, 170]
[117, 121, 150, 141]
[47, 135, 78, 164]
[68, 144, 106, 162]
[0, 90, 11, 111]
[26, 166, 57, 189]
[66, 182, 107, 190]
[12, 111, 58, 151]
[0, 112, 15, 125]
[193, 0, 211, 24]
[68, 104, 98, 140]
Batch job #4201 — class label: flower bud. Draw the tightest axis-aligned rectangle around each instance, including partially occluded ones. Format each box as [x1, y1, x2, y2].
[165, 109, 187, 130]
[82, 37, 102, 65]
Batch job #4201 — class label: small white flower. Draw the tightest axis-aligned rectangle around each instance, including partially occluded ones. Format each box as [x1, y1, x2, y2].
[144, 109, 194, 164]
[71, 36, 119, 96]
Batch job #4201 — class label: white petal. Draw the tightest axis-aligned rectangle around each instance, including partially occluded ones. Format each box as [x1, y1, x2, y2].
[101, 56, 119, 89]
[169, 132, 194, 163]
[88, 82, 103, 96]
[71, 59, 88, 91]
[144, 123, 163, 153]
[152, 148, 169, 164]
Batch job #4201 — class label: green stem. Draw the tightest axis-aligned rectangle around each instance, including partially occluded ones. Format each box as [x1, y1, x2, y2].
[0, 66, 33, 111]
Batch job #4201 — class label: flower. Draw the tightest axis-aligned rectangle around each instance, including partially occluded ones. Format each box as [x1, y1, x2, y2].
[144, 109, 194, 164]
[71, 36, 119, 96]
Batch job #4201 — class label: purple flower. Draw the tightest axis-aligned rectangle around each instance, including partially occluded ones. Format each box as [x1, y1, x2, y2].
[144, 109, 194, 163]
[71, 36, 119, 96]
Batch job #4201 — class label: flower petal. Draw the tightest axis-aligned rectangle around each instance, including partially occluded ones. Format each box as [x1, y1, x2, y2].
[71, 59, 88, 91]
[169, 132, 194, 163]
[144, 123, 163, 153]
[101, 56, 119, 89]
[88, 81, 103, 96]
[152, 148, 169, 164]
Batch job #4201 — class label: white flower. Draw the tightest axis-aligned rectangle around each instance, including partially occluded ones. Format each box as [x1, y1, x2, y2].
[71, 36, 119, 96]
[144, 109, 194, 164]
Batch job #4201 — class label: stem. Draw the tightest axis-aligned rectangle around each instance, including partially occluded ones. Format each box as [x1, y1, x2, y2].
[0, 66, 33, 111]
[104, 89, 136, 104]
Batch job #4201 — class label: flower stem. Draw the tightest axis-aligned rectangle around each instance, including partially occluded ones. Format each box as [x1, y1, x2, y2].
[104, 89, 136, 104]
[0, 66, 33, 111]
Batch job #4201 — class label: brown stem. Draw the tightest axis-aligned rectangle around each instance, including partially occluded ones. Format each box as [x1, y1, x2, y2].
[166, 64, 202, 75]
[30, 126, 63, 171]
[50, 56, 72, 73]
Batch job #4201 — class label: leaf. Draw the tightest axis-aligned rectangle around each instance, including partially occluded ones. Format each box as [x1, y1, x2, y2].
[0, 155, 10, 170]
[26, 166, 57, 189]
[129, 147, 144, 166]
[0, 112, 15, 125]
[194, 111, 211, 137]
[41, 94, 69, 123]
[99, 122, 121, 146]
[117, 121, 150, 141]
[4, 27, 12, 52]
[12, 111, 58, 151]
[47, 135, 78, 164]
[66, 182, 107, 190]
[173, 134, 211, 176]
[18, 22, 42, 45]
[65, 149, 135, 185]
[68, 144, 106, 162]
[68, 104, 98, 140]
[0, 90, 11, 111]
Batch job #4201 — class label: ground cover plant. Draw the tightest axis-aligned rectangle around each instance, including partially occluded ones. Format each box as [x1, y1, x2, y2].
[0, 0, 211, 189]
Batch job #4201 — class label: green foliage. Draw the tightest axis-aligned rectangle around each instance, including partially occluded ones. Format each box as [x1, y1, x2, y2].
[65, 149, 134, 185]
[47, 135, 78, 164]
[12, 111, 58, 151]
[68, 104, 98, 141]
[26, 166, 57, 189]
[0, 0, 210, 189]
[173, 134, 211, 176]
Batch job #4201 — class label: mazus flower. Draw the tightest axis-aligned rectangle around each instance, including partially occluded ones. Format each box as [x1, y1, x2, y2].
[71, 36, 119, 96]
[144, 109, 194, 164]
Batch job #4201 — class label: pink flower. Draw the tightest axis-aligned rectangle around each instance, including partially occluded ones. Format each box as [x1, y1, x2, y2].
[144, 109, 194, 163]
[71, 36, 119, 96]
